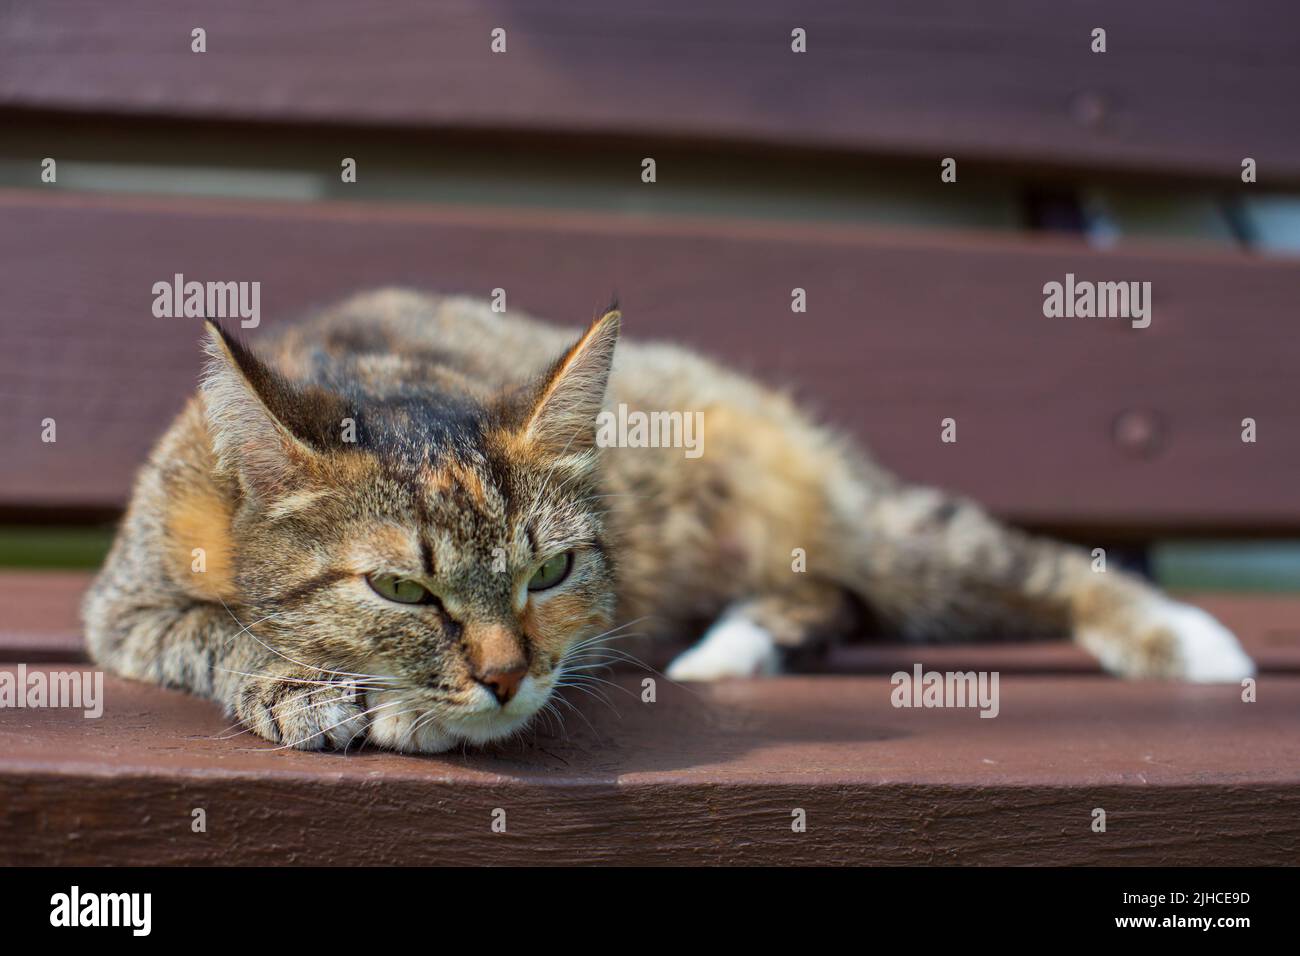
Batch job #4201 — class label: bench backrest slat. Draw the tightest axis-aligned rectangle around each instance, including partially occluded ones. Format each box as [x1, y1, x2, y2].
[2, 1, 1298, 180]
[3, 190, 1297, 532]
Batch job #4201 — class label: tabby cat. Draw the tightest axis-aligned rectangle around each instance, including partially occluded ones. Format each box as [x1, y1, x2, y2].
[84, 290, 1254, 753]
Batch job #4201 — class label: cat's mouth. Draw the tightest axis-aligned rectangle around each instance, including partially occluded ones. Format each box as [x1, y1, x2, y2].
[363, 675, 552, 753]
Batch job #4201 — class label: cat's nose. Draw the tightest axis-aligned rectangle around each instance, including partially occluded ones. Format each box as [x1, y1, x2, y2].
[475, 666, 528, 705]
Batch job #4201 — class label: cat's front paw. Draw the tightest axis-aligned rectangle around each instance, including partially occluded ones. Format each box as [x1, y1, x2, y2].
[1077, 598, 1255, 683]
[236, 667, 371, 750]
[365, 689, 458, 753]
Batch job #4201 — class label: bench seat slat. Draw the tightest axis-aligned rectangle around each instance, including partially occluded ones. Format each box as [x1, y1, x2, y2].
[1, 669, 1296, 865]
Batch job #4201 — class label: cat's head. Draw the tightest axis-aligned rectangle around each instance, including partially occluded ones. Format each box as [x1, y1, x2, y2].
[197, 309, 621, 752]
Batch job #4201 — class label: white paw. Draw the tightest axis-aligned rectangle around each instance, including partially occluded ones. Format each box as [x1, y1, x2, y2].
[666, 614, 780, 681]
[1158, 600, 1255, 683]
[366, 691, 459, 753]
[1078, 598, 1256, 682]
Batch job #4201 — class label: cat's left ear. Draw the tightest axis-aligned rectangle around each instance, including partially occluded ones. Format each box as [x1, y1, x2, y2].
[518, 306, 621, 456]
[200, 320, 343, 501]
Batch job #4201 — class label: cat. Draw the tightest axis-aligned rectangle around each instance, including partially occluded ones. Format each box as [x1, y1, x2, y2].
[83, 289, 1255, 753]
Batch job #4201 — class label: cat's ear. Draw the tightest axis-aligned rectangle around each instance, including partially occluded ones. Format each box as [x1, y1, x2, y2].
[518, 307, 620, 456]
[200, 320, 336, 501]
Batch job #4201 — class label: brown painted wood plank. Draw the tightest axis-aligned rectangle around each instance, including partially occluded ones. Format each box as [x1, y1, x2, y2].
[0, 571, 90, 662]
[0, 669, 1295, 865]
[3, 570, 1297, 674]
[3, 190, 1299, 530]
[2, 2, 1298, 180]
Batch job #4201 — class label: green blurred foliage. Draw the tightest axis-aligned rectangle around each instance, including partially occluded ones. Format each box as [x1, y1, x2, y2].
[0, 527, 114, 569]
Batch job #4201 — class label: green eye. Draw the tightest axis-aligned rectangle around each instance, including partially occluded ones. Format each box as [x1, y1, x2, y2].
[528, 552, 573, 592]
[367, 574, 433, 605]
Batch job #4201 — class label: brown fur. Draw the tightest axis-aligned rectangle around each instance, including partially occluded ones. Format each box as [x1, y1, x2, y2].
[84, 290, 1250, 753]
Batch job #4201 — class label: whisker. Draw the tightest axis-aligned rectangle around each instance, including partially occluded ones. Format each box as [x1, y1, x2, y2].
[564, 616, 652, 652]
[561, 639, 709, 702]
[562, 648, 651, 670]
[216, 597, 399, 683]
[266, 697, 407, 752]
[217, 610, 280, 648]
[549, 691, 600, 737]
[537, 700, 565, 739]
[553, 679, 620, 715]
[557, 671, 635, 698]
[408, 705, 447, 744]
[215, 688, 361, 741]
[212, 666, 395, 691]
[214, 686, 368, 743]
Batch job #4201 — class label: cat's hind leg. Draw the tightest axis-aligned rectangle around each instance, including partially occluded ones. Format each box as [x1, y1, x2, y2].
[846, 485, 1254, 682]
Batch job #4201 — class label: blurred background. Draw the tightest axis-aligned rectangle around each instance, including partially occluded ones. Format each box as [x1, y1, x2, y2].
[1, 0, 1298, 621]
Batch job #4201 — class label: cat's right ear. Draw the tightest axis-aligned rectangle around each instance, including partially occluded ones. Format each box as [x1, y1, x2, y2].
[514, 307, 621, 458]
[200, 320, 332, 502]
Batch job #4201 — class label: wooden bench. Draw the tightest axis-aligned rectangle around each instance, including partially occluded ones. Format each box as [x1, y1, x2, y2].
[2, 1, 1298, 865]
